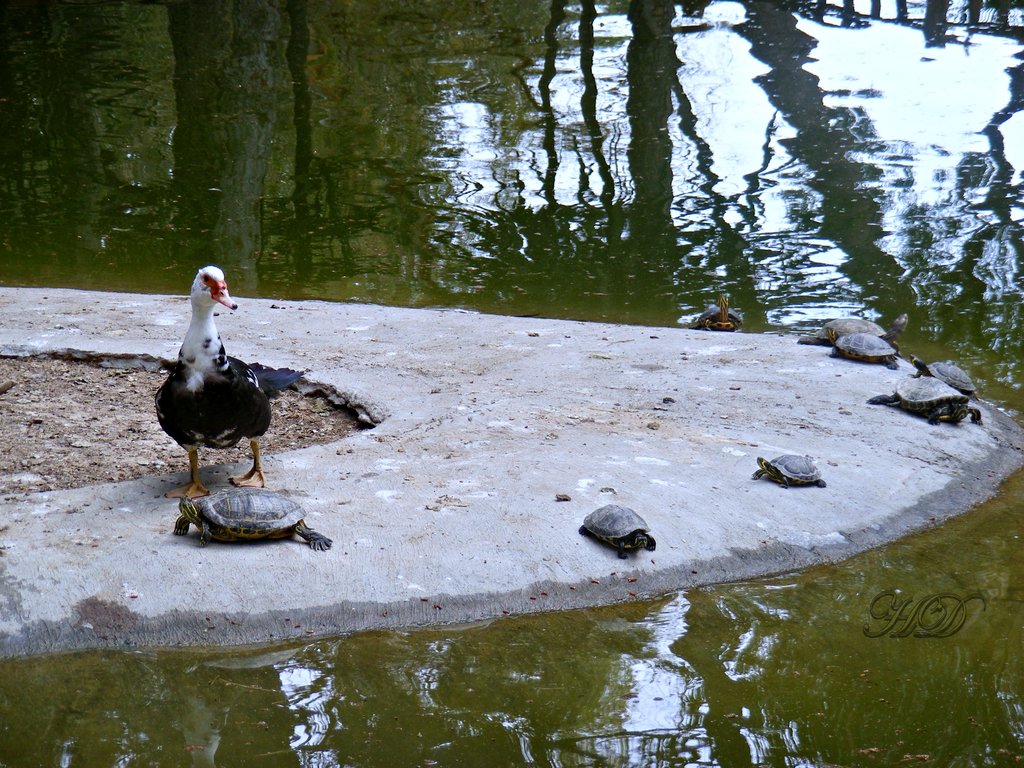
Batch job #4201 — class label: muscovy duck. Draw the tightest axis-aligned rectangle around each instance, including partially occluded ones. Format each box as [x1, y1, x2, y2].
[155, 266, 304, 498]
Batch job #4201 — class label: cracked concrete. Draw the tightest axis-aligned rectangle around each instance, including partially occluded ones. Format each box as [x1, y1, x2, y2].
[0, 286, 1022, 657]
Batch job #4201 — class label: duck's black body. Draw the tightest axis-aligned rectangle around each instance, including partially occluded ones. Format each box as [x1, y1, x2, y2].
[156, 357, 302, 451]
[155, 265, 303, 498]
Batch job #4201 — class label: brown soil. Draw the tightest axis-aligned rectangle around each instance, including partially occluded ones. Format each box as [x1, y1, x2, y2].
[0, 356, 360, 496]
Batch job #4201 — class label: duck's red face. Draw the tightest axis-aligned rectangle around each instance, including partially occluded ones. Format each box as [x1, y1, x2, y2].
[200, 269, 237, 310]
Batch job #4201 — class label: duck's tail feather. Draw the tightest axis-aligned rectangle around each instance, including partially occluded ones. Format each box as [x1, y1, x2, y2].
[247, 362, 305, 397]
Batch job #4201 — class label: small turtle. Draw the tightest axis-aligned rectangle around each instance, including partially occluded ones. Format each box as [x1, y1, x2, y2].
[174, 488, 332, 550]
[798, 313, 908, 348]
[868, 376, 982, 425]
[692, 294, 742, 332]
[829, 331, 900, 370]
[911, 356, 976, 396]
[752, 455, 827, 488]
[578, 504, 656, 559]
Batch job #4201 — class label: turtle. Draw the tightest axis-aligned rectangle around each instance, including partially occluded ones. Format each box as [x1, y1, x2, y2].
[867, 376, 982, 425]
[910, 356, 976, 396]
[829, 331, 900, 370]
[578, 504, 656, 559]
[752, 454, 827, 488]
[798, 312, 908, 349]
[174, 488, 332, 550]
[692, 294, 742, 332]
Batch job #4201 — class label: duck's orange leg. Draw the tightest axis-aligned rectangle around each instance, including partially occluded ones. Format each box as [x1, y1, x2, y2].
[165, 447, 210, 499]
[230, 439, 267, 488]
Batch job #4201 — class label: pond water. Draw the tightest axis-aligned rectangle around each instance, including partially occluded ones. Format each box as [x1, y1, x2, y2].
[2, 0, 1024, 764]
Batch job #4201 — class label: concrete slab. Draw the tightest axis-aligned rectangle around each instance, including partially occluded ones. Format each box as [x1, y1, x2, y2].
[0, 286, 1021, 658]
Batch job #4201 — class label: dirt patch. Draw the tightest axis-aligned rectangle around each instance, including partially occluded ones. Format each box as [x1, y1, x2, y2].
[0, 357, 360, 496]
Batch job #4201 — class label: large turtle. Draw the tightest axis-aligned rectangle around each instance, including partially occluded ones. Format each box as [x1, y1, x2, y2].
[752, 455, 826, 488]
[175, 488, 332, 550]
[868, 377, 982, 425]
[798, 312, 908, 348]
[692, 294, 742, 332]
[910, 356, 976, 396]
[578, 504, 656, 558]
[829, 331, 900, 370]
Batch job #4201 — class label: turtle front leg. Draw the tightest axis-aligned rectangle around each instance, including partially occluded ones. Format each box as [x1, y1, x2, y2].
[231, 439, 267, 488]
[173, 515, 191, 536]
[969, 408, 982, 424]
[165, 447, 210, 499]
[927, 404, 963, 424]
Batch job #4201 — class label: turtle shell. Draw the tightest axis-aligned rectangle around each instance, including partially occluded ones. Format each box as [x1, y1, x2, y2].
[868, 376, 981, 425]
[753, 455, 826, 487]
[892, 376, 968, 410]
[176, 488, 333, 550]
[581, 504, 649, 538]
[831, 332, 899, 368]
[579, 504, 656, 557]
[799, 313, 907, 347]
[911, 357, 975, 396]
[767, 455, 823, 483]
[821, 317, 885, 339]
[195, 488, 306, 533]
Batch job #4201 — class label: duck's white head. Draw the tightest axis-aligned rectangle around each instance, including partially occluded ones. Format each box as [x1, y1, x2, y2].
[191, 265, 237, 310]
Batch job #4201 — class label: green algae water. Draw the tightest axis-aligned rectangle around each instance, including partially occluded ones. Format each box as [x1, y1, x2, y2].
[3, 0, 1024, 764]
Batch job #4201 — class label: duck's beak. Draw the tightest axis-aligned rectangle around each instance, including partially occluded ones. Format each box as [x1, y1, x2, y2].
[210, 282, 238, 310]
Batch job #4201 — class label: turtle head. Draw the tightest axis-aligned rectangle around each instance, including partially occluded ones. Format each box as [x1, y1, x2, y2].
[178, 497, 202, 525]
[637, 531, 657, 552]
[754, 456, 785, 484]
[885, 313, 909, 339]
[717, 293, 730, 319]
